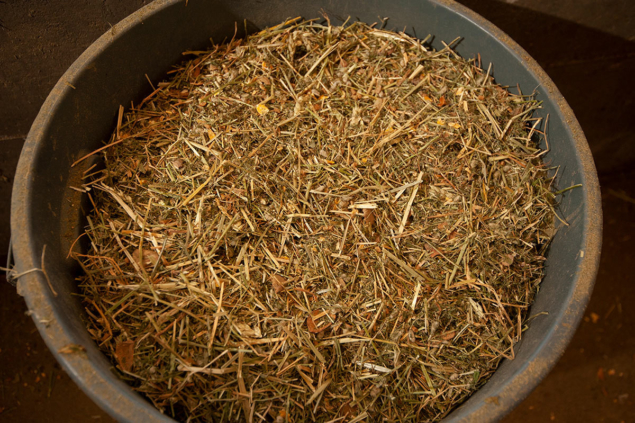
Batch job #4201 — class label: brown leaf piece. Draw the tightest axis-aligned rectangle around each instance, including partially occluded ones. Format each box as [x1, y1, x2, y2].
[307, 316, 319, 333]
[115, 340, 135, 372]
[271, 275, 287, 293]
[131, 249, 160, 270]
[340, 402, 357, 417]
[234, 322, 262, 338]
[363, 208, 376, 232]
[441, 331, 457, 341]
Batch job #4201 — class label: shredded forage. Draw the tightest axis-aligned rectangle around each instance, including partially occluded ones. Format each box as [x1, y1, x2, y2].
[75, 19, 554, 423]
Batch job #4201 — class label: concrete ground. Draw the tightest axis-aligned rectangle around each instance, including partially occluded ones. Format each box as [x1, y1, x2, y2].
[0, 0, 633, 422]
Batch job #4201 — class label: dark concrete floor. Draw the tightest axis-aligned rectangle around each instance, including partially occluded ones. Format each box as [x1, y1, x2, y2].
[0, 1, 634, 422]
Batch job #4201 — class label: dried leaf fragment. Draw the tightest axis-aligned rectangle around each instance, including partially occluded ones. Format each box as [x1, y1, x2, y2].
[171, 158, 184, 170]
[597, 366, 605, 381]
[271, 275, 287, 293]
[485, 396, 500, 406]
[256, 104, 270, 115]
[306, 316, 319, 333]
[58, 344, 86, 354]
[234, 322, 262, 338]
[441, 330, 456, 341]
[131, 249, 160, 270]
[363, 208, 376, 231]
[115, 340, 135, 372]
[500, 254, 514, 267]
[340, 402, 357, 417]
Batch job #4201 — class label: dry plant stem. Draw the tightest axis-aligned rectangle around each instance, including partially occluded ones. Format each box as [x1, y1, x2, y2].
[74, 19, 555, 423]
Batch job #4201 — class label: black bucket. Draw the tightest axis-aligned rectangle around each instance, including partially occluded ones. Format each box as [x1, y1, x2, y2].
[10, 0, 602, 421]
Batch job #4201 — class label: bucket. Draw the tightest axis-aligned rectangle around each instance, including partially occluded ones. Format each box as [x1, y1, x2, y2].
[10, 0, 602, 421]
